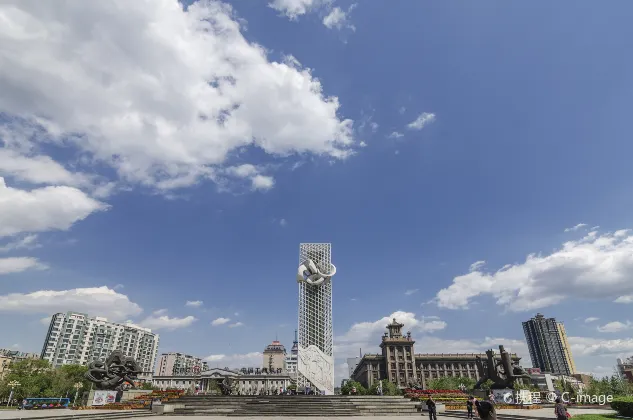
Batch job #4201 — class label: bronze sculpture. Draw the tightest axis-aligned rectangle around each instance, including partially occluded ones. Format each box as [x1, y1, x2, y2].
[474, 345, 531, 389]
[85, 350, 142, 391]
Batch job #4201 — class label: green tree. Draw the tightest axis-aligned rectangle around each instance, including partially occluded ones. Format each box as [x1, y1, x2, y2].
[427, 376, 476, 391]
[368, 380, 401, 396]
[0, 359, 54, 400]
[341, 380, 367, 395]
[50, 365, 90, 397]
[480, 379, 494, 392]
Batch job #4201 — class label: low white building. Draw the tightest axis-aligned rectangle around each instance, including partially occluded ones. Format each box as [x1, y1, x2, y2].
[529, 371, 585, 392]
[153, 367, 294, 395]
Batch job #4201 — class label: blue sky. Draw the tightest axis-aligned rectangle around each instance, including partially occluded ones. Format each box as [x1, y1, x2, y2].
[1, 0, 633, 383]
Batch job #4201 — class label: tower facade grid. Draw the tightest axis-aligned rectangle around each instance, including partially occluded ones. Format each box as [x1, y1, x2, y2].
[297, 243, 335, 394]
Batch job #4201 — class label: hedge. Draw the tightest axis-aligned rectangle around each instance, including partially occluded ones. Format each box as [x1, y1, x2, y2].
[611, 396, 633, 417]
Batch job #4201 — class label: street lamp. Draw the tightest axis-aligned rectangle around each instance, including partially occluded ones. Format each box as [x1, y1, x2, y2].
[73, 382, 83, 407]
[7, 381, 20, 407]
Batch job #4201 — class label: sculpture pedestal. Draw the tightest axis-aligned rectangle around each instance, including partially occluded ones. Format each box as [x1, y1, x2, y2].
[87, 389, 152, 406]
[121, 389, 152, 401]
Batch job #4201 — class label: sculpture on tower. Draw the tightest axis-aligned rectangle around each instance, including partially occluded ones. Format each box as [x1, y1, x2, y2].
[474, 345, 531, 389]
[296, 243, 336, 395]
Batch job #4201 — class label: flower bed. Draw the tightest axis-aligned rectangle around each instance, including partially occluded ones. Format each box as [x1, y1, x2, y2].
[405, 388, 467, 404]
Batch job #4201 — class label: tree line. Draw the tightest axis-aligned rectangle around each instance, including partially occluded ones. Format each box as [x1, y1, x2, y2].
[0, 359, 92, 403]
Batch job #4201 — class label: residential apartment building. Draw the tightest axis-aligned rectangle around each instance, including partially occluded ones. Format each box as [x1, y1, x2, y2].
[617, 357, 633, 382]
[0, 349, 40, 361]
[155, 352, 208, 376]
[522, 313, 576, 376]
[0, 355, 10, 379]
[0, 349, 40, 378]
[41, 312, 159, 380]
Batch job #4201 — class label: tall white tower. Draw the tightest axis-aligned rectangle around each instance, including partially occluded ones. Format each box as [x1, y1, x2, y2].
[296, 243, 336, 395]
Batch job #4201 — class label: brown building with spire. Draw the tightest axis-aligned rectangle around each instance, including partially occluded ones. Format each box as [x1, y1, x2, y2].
[263, 340, 287, 372]
[351, 318, 522, 389]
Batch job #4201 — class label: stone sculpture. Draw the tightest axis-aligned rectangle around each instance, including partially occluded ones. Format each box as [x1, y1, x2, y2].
[474, 345, 531, 390]
[218, 377, 234, 395]
[85, 350, 142, 391]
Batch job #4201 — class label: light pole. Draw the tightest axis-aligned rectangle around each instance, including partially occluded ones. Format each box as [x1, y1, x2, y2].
[7, 381, 20, 407]
[73, 382, 83, 407]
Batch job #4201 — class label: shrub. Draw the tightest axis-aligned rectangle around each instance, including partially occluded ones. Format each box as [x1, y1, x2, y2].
[611, 396, 633, 417]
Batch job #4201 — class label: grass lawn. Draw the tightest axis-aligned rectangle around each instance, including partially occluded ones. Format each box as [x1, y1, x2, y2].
[572, 415, 618, 420]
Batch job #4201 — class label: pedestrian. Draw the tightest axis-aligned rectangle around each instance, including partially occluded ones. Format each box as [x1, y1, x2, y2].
[475, 398, 497, 420]
[426, 395, 437, 420]
[554, 397, 568, 420]
[466, 396, 474, 419]
[489, 392, 496, 405]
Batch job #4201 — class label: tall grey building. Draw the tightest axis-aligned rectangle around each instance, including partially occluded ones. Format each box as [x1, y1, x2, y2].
[522, 313, 576, 376]
[41, 312, 159, 380]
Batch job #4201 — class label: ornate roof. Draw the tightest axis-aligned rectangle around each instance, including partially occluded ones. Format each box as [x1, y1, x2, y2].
[264, 340, 287, 354]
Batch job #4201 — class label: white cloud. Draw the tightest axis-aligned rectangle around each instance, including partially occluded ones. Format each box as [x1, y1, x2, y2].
[229, 322, 244, 328]
[359, 141, 367, 147]
[279, 218, 288, 227]
[565, 223, 587, 232]
[0, 1, 355, 192]
[251, 175, 275, 191]
[225, 165, 275, 191]
[335, 311, 447, 356]
[39, 316, 51, 326]
[370, 122, 379, 132]
[185, 300, 203, 308]
[597, 321, 632, 333]
[0, 286, 142, 320]
[404, 289, 419, 296]
[268, 0, 322, 19]
[0, 149, 93, 188]
[0, 257, 46, 275]
[323, 5, 355, 31]
[615, 295, 633, 303]
[469, 260, 486, 272]
[212, 317, 231, 326]
[0, 234, 40, 253]
[435, 228, 633, 311]
[584, 317, 599, 323]
[153, 309, 168, 316]
[0, 177, 108, 238]
[407, 112, 436, 130]
[204, 351, 262, 367]
[399, 107, 406, 114]
[389, 131, 404, 139]
[139, 314, 197, 331]
[570, 336, 633, 356]
[113, 284, 124, 290]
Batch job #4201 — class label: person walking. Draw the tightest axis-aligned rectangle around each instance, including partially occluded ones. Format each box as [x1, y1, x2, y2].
[488, 392, 496, 405]
[466, 396, 474, 419]
[475, 398, 497, 420]
[555, 397, 568, 420]
[426, 395, 437, 420]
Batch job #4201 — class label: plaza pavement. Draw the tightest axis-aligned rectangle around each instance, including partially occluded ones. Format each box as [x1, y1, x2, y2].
[0, 410, 120, 419]
[0, 407, 616, 420]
